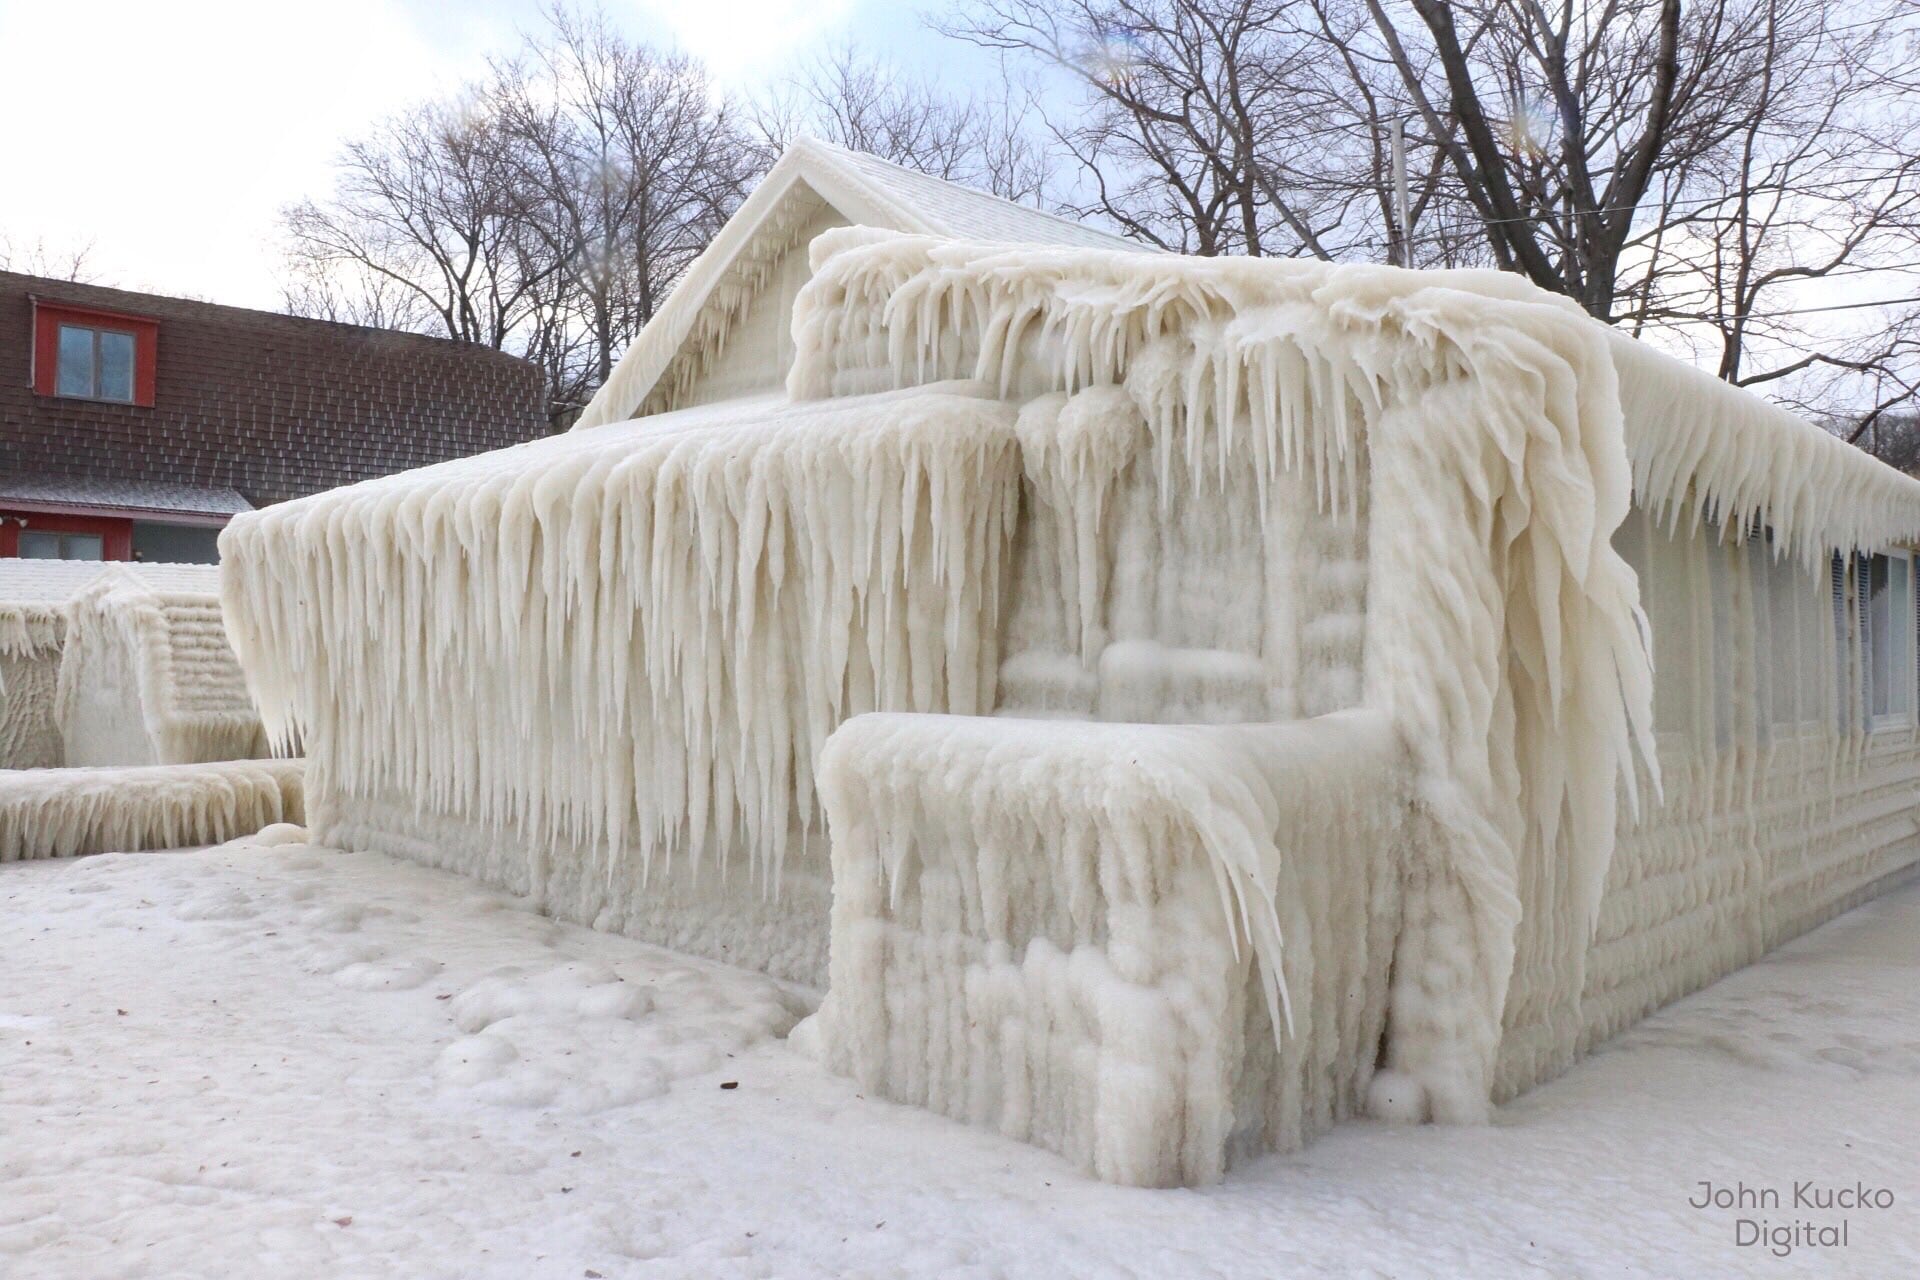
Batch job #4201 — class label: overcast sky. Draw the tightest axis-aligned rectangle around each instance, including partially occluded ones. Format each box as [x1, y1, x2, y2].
[0, 0, 957, 309]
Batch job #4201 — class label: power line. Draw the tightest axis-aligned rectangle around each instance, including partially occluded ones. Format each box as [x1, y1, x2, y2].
[1737, 294, 1920, 317]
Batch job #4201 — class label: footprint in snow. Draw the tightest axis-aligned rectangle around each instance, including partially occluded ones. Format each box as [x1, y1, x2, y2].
[332, 955, 444, 991]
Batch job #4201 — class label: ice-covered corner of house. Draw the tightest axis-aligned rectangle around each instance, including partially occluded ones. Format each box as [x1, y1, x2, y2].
[215, 211, 1920, 1187]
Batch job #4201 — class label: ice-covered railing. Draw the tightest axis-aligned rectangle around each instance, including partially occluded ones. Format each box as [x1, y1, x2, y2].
[804, 709, 1404, 1186]
[788, 228, 1658, 1118]
[0, 759, 304, 863]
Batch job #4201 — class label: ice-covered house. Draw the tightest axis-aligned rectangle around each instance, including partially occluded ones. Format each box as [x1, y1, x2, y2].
[0, 560, 267, 768]
[222, 161, 1920, 1188]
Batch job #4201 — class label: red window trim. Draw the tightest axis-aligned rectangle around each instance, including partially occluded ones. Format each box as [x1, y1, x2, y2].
[30, 298, 159, 407]
[0, 511, 133, 560]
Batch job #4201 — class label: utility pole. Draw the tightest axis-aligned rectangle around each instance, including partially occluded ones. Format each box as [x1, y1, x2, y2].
[1389, 115, 1413, 268]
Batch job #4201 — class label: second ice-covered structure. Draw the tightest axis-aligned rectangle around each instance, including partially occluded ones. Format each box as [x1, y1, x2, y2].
[1, 560, 267, 768]
[221, 157, 1920, 1186]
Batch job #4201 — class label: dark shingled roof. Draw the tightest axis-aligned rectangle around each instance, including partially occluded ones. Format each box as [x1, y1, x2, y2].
[1, 271, 549, 508]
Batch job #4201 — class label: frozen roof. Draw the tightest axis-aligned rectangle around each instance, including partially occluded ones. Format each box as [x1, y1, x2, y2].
[572, 138, 1151, 430]
[785, 228, 1920, 565]
[798, 140, 1147, 252]
[1, 473, 253, 519]
[0, 560, 221, 605]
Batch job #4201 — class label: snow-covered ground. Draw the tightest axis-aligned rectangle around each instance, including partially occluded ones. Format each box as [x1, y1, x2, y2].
[2, 838, 1915, 1280]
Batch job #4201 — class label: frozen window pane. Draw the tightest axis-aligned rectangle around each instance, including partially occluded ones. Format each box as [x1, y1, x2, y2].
[1870, 554, 1894, 719]
[1647, 517, 1698, 738]
[98, 330, 135, 401]
[62, 534, 104, 560]
[1765, 550, 1799, 725]
[56, 324, 94, 397]
[1891, 556, 1912, 716]
[17, 531, 61, 558]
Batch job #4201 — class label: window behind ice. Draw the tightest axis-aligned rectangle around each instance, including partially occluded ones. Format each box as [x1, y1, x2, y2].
[17, 530, 106, 560]
[1866, 551, 1913, 723]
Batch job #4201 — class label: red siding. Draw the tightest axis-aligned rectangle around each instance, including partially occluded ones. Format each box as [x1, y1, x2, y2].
[0, 510, 133, 560]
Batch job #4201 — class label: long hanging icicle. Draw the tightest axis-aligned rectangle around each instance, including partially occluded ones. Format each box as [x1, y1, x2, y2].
[221, 387, 1025, 895]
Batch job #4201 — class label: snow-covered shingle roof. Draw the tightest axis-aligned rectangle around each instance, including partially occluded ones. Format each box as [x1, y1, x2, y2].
[573, 139, 1150, 430]
[1, 474, 253, 518]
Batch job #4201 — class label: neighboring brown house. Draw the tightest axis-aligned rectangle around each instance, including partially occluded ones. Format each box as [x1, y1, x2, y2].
[1, 272, 548, 562]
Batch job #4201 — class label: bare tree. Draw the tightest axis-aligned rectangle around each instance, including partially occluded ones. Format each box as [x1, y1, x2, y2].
[1607, 0, 1920, 432]
[754, 42, 1058, 205]
[281, 5, 753, 423]
[282, 90, 556, 349]
[497, 7, 755, 408]
[946, 0, 1920, 419]
[279, 254, 440, 331]
[0, 234, 99, 282]
[939, 0, 1474, 259]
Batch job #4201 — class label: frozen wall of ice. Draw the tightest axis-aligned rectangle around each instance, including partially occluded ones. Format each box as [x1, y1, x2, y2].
[1, 561, 251, 770]
[809, 710, 1404, 1186]
[787, 229, 1664, 1124]
[1, 620, 64, 770]
[222, 388, 1026, 985]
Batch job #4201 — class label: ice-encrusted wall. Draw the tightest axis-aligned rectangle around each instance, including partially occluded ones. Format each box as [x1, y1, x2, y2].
[1, 561, 248, 770]
[679, 202, 848, 410]
[1497, 507, 1920, 1097]
[991, 386, 1368, 725]
[1, 644, 64, 770]
[225, 367, 1375, 995]
[2, 569, 73, 768]
[223, 389, 1029, 985]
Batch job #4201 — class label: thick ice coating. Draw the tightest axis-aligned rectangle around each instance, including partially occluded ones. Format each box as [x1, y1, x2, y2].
[784, 228, 1678, 1123]
[1, 561, 236, 769]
